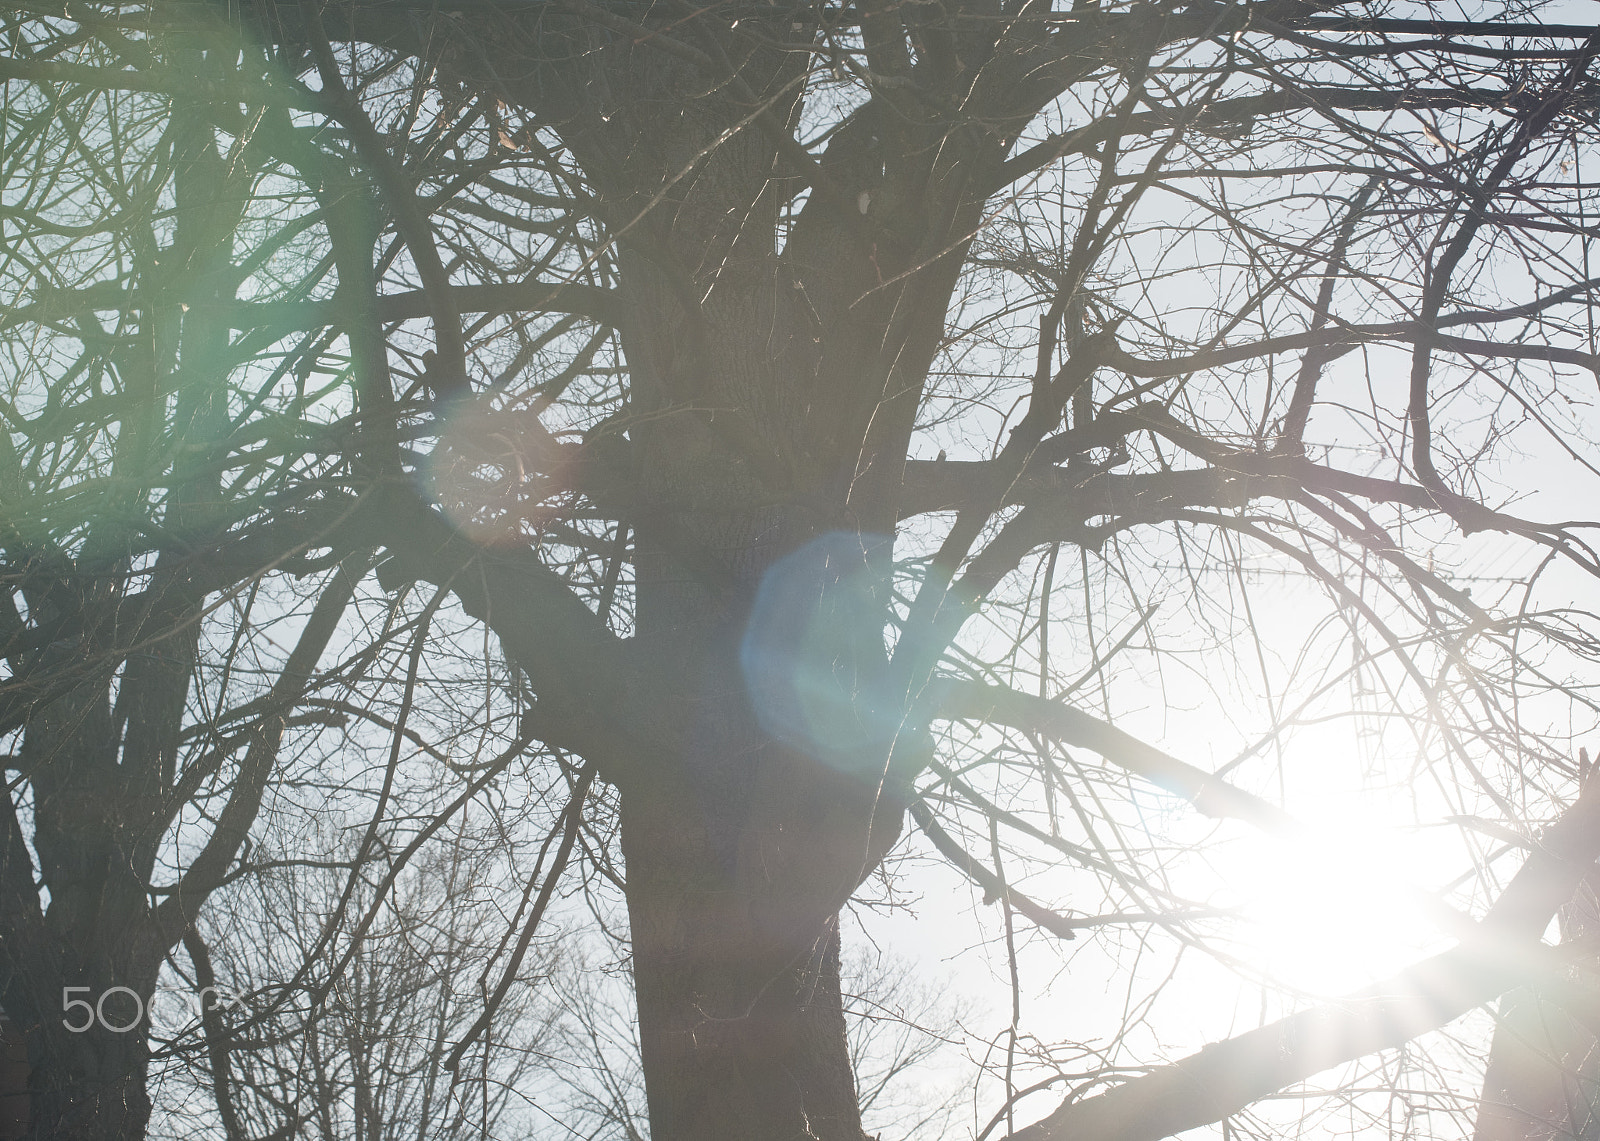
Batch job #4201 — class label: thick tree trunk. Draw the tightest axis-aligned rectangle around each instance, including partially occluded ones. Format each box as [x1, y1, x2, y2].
[2, 945, 157, 1141]
[620, 517, 897, 1141]
[0, 616, 187, 1141]
[24, 1032, 151, 1141]
[1474, 988, 1600, 1141]
[616, 269, 921, 1136]
[0, 1011, 28, 1140]
[622, 771, 867, 1141]
[1474, 864, 1600, 1141]
[605, 160, 958, 1134]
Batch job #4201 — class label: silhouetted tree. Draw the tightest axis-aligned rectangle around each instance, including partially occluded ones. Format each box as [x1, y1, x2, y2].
[3, 4, 1600, 1140]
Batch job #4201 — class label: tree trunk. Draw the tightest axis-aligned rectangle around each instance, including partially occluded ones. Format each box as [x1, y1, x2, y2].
[616, 247, 919, 1138]
[1474, 988, 1600, 1141]
[620, 500, 901, 1141]
[0, 1011, 29, 1141]
[24, 1030, 152, 1141]
[2, 934, 158, 1141]
[1474, 863, 1600, 1141]
[599, 123, 971, 1131]
[622, 769, 867, 1141]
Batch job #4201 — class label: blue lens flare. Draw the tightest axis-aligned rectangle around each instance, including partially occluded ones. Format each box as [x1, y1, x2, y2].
[740, 531, 900, 778]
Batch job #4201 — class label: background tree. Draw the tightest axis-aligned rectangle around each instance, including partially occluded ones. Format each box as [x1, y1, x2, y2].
[158, 825, 563, 1141]
[4, 3, 1600, 1141]
[0, 18, 381, 1135]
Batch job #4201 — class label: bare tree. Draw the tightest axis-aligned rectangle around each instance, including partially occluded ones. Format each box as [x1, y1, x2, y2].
[4, 2, 1600, 1141]
[154, 820, 562, 1141]
[0, 13, 399, 1136]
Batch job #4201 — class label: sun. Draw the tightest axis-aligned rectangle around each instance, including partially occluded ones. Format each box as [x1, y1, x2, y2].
[1190, 756, 1460, 999]
[1228, 819, 1444, 995]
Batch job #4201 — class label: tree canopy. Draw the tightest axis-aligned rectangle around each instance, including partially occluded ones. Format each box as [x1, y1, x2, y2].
[3, 2, 1600, 1140]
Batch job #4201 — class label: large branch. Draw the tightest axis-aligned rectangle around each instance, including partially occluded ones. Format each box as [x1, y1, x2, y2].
[936, 679, 1295, 836]
[0, 54, 317, 106]
[1003, 776, 1600, 1141]
[1100, 325, 1599, 381]
[355, 484, 649, 780]
[990, 0, 1600, 189]
[4, 280, 619, 335]
[899, 419, 1573, 546]
[1297, 16, 1600, 37]
[995, 85, 1530, 188]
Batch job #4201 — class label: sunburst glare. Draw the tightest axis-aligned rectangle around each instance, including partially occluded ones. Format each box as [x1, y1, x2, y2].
[1213, 795, 1449, 997]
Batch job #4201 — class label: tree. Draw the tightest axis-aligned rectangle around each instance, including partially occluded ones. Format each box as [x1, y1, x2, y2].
[3, 2, 1600, 1141]
[158, 821, 564, 1141]
[0, 20, 376, 1134]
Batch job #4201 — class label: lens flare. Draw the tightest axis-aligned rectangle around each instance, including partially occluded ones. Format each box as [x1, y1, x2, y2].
[740, 531, 899, 779]
[422, 394, 570, 545]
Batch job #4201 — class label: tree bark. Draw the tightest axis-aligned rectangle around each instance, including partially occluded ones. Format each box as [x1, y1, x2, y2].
[2, 664, 170, 1141]
[622, 769, 868, 1141]
[0, 1012, 25, 1141]
[1474, 863, 1600, 1141]
[1474, 987, 1600, 1141]
[23, 1027, 152, 1141]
